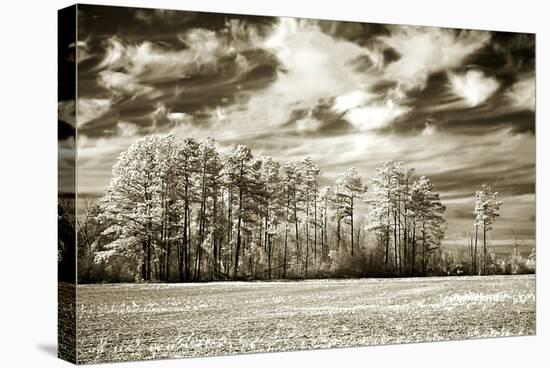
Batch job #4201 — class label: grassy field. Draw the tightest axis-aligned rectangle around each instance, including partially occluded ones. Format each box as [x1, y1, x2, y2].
[75, 275, 535, 364]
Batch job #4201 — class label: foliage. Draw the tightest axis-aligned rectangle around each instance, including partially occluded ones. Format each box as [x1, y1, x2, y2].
[78, 134, 529, 282]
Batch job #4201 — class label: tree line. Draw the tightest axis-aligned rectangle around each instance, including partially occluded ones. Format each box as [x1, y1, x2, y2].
[70, 134, 530, 283]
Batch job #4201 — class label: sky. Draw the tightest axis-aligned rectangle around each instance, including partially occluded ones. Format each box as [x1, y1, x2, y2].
[59, 4, 536, 248]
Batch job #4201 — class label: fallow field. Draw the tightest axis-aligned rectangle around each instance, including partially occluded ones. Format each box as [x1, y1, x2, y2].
[75, 275, 535, 364]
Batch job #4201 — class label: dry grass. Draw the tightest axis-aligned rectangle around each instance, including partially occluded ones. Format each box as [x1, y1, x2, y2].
[76, 275, 535, 364]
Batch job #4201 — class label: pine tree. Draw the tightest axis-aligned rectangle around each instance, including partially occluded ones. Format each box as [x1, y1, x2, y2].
[258, 156, 282, 278]
[174, 137, 200, 281]
[335, 167, 367, 258]
[97, 135, 168, 281]
[368, 160, 402, 268]
[474, 184, 503, 275]
[283, 161, 303, 275]
[318, 186, 333, 262]
[409, 176, 446, 275]
[225, 145, 253, 278]
[301, 157, 320, 276]
[194, 138, 223, 280]
[92, 135, 453, 281]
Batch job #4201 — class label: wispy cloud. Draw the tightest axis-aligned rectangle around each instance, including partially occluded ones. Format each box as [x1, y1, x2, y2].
[75, 98, 112, 127]
[96, 24, 259, 85]
[116, 121, 139, 137]
[379, 27, 491, 91]
[506, 73, 535, 111]
[448, 69, 500, 107]
[97, 70, 161, 100]
[344, 100, 410, 131]
[295, 112, 323, 134]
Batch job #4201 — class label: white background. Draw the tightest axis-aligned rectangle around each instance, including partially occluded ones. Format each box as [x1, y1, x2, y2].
[0, 0, 547, 366]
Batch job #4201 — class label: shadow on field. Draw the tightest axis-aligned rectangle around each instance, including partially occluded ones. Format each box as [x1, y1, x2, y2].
[37, 343, 57, 357]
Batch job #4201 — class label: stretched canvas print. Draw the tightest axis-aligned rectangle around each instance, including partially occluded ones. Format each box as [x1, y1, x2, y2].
[58, 3, 536, 364]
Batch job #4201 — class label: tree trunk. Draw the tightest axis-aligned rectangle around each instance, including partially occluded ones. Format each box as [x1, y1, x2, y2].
[180, 210, 186, 281]
[483, 223, 487, 275]
[324, 205, 327, 260]
[421, 223, 426, 276]
[403, 202, 408, 275]
[337, 217, 341, 254]
[474, 225, 478, 275]
[165, 241, 171, 281]
[393, 211, 398, 270]
[294, 200, 300, 268]
[305, 194, 309, 277]
[267, 234, 272, 279]
[283, 196, 289, 278]
[350, 198, 354, 257]
[212, 193, 218, 279]
[469, 235, 473, 275]
[264, 212, 268, 253]
[226, 187, 232, 277]
[397, 199, 402, 274]
[385, 225, 389, 265]
[411, 224, 416, 274]
[142, 241, 147, 281]
[186, 207, 191, 281]
[146, 236, 151, 281]
[314, 197, 317, 266]
[234, 187, 243, 278]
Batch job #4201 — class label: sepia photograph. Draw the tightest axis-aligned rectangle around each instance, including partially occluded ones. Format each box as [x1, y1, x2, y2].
[57, 4, 535, 364]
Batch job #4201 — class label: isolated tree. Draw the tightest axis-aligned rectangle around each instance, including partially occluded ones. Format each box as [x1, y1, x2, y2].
[474, 184, 503, 274]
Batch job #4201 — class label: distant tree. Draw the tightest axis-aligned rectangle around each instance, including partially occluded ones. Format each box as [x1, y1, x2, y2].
[318, 186, 333, 263]
[155, 135, 179, 281]
[91, 135, 459, 282]
[409, 176, 446, 275]
[283, 161, 303, 275]
[76, 197, 103, 283]
[97, 135, 172, 281]
[330, 181, 347, 256]
[258, 156, 282, 278]
[195, 138, 223, 280]
[335, 168, 367, 258]
[368, 160, 402, 267]
[474, 184, 503, 275]
[399, 168, 415, 274]
[225, 145, 254, 278]
[301, 157, 320, 276]
[58, 199, 76, 283]
[174, 138, 200, 281]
